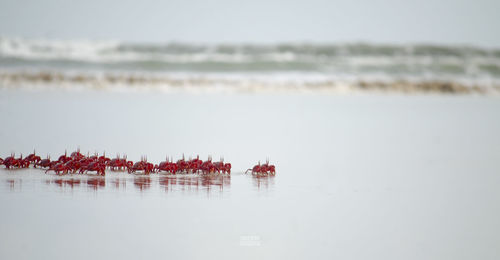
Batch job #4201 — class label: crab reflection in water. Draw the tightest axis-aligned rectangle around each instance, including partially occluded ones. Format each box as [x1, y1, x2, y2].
[5, 179, 21, 191]
[40, 173, 231, 193]
[112, 178, 126, 190]
[46, 178, 81, 189]
[87, 177, 105, 190]
[44, 177, 104, 191]
[251, 174, 275, 190]
[159, 174, 230, 192]
[134, 176, 152, 191]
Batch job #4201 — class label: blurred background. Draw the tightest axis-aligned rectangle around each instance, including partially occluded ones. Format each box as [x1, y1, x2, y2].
[1, 0, 500, 93]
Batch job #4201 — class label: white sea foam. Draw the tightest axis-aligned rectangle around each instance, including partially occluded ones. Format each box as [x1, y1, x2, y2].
[0, 37, 120, 62]
[1, 37, 500, 94]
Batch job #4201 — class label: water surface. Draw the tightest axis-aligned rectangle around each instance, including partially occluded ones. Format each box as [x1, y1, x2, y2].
[0, 91, 499, 259]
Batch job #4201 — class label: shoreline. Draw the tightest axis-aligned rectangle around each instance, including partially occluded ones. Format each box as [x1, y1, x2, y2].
[0, 70, 499, 95]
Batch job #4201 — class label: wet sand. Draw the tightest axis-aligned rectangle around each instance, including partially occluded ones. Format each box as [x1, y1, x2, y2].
[0, 90, 500, 260]
[1, 71, 499, 94]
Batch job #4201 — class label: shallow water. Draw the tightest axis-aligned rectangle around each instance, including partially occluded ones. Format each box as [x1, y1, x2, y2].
[1, 91, 500, 259]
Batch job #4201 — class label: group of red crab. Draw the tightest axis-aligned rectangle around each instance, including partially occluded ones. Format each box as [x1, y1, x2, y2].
[0, 150, 234, 176]
[0, 150, 276, 176]
[245, 159, 276, 176]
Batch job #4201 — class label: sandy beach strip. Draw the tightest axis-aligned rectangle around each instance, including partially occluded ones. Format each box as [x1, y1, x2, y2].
[0, 70, 498, 95]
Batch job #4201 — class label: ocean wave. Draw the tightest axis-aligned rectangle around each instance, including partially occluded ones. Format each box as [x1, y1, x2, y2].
[2, 37, 500, 90]
[1, 37, 499, 71]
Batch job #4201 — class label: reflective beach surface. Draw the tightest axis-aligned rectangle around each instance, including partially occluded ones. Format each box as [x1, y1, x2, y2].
[2, 171, 236, 195]
[1, 91, 500, 260]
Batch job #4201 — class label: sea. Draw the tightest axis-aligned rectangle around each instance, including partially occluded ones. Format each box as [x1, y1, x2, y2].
[1, 37, 500, 93]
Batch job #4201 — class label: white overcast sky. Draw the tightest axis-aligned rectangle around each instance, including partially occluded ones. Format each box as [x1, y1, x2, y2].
[0, 0, 499, 47]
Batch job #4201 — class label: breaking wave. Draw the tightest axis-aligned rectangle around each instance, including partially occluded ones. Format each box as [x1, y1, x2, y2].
[1, 37, 500, 94]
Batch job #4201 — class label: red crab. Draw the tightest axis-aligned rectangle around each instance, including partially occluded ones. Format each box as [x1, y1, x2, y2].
[25, 150, 42, 168]
[213, 157, 231, 174]
[261, 159, 276, 175]
[57, 150, 72, 163]
[128, 157, 154, 175]
[98, 152, 110, 164]
[156, 157, 179, 174]
[108, 155, 132, 171]
[82, 161, 106, 176]
[78, 158, 93, 174]
[218, 159, 231, 174]
[246, 159, 276, 175]
[36, 156, 53, 169]
[107, 155, 122, 170]
[246, 161, 261, 174]
[70, 148, 85, 160]
[17, 154, 31, 168]
[187, 155, 203, 173]
[45, 162, 69, 175]
[199, 156, 217, 174]
[213, 157, 225, 173]
[224, 162, 232, 174]
[64, 159, 83, 174]
[3, 154, 21, 169]
[176, 154, 188, 173]
[156, 156, 171, 174]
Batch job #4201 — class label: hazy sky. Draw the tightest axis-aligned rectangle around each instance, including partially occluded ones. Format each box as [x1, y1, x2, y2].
[0, 0, 499, 47]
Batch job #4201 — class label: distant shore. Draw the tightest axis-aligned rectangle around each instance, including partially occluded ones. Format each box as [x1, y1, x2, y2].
[1, 71, 498, 95]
